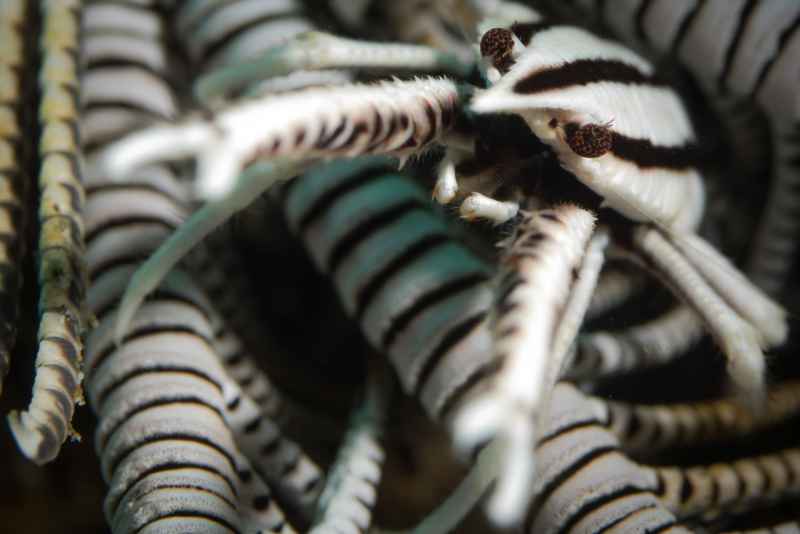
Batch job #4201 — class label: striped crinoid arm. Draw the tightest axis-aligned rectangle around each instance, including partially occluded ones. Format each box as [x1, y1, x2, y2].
[309, 358, 390, 534]
[174, 0, 354, 101]
[0, 0, 30, 395]
[97, 77, 462, 200]
[174, 0, 314, 73]
[193, 31, 472, 104]
[524, 382, 691, 534]
[585, 265, 647, 320]
[651, 447, 800, 523]
[721, 522, 800, 534]
[79, 3, 310, 532]
[85, 163, 303, 533]
[222, 380, 323, 528]
[235, 452, 298, 534]
[80, 2, 245, 529]
[407, 381, 690, 534]
[600, 380, 800, 457]
[169, 0, 347, 423]
[452, 206, 599, 526]
[566, 305, 704, 381]
[7, 0, 88, 465]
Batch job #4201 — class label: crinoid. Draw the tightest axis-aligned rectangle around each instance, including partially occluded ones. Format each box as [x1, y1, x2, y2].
[1, 1, 799, 533]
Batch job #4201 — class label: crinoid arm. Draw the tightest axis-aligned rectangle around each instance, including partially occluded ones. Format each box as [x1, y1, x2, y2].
[669, 232, 787, 348]
[195, 31, 473, 104]
[394, 382, 689, 534]
[310, 358, 391, 534]
[113, 160, 303, 345]
[99, 78, 461, 202]
[630, 226, 768, 407]
[452, 205, 597, 527]
[548, 228, 609, 385]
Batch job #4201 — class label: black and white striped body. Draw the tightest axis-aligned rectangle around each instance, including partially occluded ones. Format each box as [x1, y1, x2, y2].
[552, 0, 800, 295]
[473, 20, 706, 232]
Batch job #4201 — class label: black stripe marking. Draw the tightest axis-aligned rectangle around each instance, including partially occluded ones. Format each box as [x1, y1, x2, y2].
[100, 398, 226, 450]
[414, 312, 489, 397]
[437, 355, 500, 419]
[325, 200, 433, 274]
[138, 509, 241, 534]
[679, 473, 693, 503]
[634, 0, 655, 43]
[513, 59, 663, 95]
[670, 0, 706, 55]
[597, 502, 658, 533]
[200, 12, 302, 65]
[718, 0, 758, 94]
[610, 133, 699, 169]
[85, 216, 177, 244]
[83, 100, 172, 122]
[382, 272, 488, 350]
[293, 166, 389, 233]
[510, 21, 555, 46]
[538, 418, 601, 447]
[109, 433, 238, 485]
[354, 232, 451, 320]
[646, 518, 680, 533]
[529, 445, 618, 524]
[89, 325, 213, 381]
[557, 485, 651, 534]
[107, 462, 238, 514]
[96, 366, 224, 408]
[130, 482, 239, 513]
[752, 12, 800, 97]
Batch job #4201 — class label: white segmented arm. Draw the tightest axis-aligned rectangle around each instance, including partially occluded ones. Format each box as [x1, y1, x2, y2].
[452, 206, 596, 527]
[630, 227, 766, 407]
[567, 305, 704, 380]
[669, 232, 787, 348]
[310, 360, 390, 534]
[548, 228, 609, 384]
[282, 157, 495, 422]
[223, 384, 323, 525]
[386, 381, 691, 534]
[585, 266, 647, 320]
[195, 32, 473, 103]
[234, 454, 297, 534]
[85, 292, 248, 533]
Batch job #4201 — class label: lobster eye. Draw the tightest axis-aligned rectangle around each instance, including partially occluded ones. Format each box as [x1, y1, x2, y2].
[480, 28, 515, 73]
[563, 123, 613, 158]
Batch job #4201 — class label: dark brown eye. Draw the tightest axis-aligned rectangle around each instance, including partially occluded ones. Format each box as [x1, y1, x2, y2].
[480, 28, 515, 73]
[563, 123, 613, 158]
